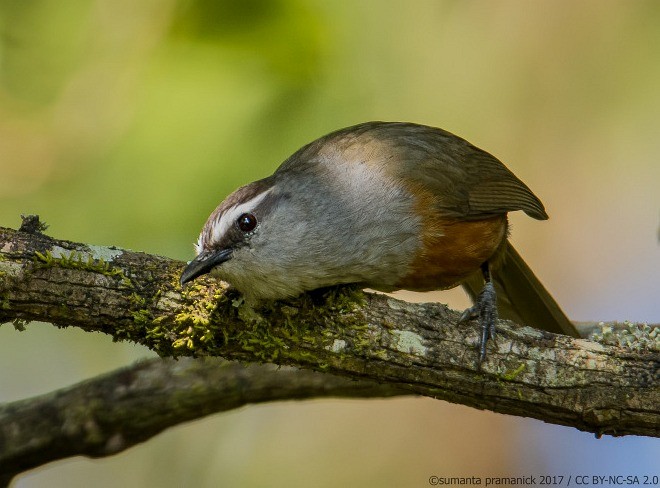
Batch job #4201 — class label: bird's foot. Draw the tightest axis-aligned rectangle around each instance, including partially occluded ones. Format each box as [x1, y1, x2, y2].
[459, 281, 498, 362]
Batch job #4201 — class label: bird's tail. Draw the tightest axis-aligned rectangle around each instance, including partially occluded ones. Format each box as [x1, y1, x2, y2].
[461, 242, 579, 337]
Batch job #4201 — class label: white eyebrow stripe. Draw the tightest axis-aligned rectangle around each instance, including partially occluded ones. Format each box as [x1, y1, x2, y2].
[196, 188, 273, 255]
[194, 234, 204, 255]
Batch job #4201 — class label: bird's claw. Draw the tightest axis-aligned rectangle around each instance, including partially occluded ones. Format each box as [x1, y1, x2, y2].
[458, 282, 498, 362]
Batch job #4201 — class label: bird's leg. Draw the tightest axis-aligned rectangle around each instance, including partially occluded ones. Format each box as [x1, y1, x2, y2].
[459, 262, 498, 362]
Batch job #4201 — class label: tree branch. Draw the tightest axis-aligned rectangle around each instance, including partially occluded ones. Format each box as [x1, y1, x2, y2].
[0, 357, 405, 482]
[0, 225, 658, 453]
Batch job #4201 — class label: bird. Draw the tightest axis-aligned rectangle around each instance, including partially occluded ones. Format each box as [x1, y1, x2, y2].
[180, 121, 578, 360]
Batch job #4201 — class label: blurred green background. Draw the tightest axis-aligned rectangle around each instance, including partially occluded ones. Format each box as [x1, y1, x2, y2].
[1, 0, 659, 486]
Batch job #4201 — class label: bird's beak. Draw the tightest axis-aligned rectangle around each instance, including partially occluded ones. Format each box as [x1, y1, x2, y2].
[180, 248, 233, 286]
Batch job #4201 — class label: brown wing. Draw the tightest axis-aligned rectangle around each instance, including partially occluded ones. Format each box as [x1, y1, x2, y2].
[355, 122, 548, 221]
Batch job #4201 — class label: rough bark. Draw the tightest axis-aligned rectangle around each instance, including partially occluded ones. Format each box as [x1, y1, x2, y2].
[0, 222, 658, 481]
[0, 357, 405, 483]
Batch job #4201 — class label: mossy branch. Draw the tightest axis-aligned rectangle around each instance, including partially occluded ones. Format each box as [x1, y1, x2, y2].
[0, 222, 658, 477]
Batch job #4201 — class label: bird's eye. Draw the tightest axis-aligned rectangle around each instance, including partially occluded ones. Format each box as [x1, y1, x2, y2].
[237, 213, 257, 232]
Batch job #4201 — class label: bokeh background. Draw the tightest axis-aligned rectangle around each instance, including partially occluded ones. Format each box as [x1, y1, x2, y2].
[1, 0, 659, 486]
